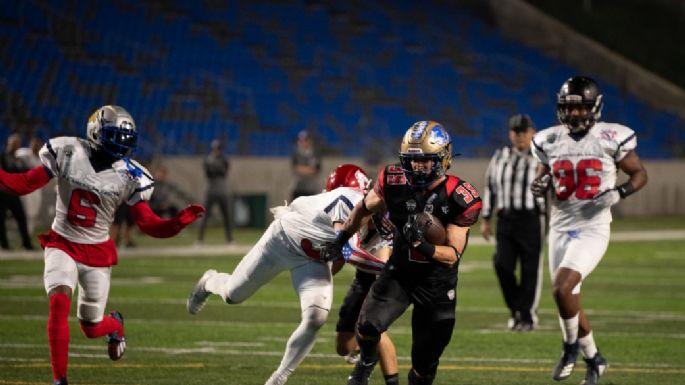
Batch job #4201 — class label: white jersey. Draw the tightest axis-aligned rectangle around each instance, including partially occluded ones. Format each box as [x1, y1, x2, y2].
[277, 187, 364, 258]
[532, 122, 636, 231]
[39, 137, 154, 244]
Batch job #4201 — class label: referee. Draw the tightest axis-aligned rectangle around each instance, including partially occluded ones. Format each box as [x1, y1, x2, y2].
[481, 114, 546, 331]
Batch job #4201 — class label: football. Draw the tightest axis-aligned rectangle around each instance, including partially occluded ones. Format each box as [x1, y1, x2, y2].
[415, 212, 447, 245]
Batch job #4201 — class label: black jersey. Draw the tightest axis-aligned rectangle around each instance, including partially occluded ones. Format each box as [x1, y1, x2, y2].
[374, 163, 482, 276]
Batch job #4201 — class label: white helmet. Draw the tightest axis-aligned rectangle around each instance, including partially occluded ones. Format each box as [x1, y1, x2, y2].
[86, 105, 137, 159]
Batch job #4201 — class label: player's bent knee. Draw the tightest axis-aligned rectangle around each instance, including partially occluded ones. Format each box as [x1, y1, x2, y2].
[303, 306, 329, 330]
[356, 320, 382, 340]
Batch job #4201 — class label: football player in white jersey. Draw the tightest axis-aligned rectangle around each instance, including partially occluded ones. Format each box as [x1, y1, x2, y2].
[187, 164, 372, 385]
[531, 77, 648, 385]
[0, 105, 205, 385]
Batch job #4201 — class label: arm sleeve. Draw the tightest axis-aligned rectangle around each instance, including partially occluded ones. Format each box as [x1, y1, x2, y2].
[130, 201, 184, 238]
[0, 165, 52, 195]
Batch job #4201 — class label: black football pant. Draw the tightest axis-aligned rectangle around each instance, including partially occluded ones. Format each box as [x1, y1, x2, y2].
[198, 193, 233, 242]
[493, 211, 544, 323]
[0, 193, 33, 250]
[356, 268, 456, 377]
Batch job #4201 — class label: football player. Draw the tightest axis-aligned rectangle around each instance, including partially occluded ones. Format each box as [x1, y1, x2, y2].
[323, 121, 482, 385]
[187, 164, 372, 385]
[334, 209, 399, 384]
[0, 105, 205, 385]
[531, 76, 648, 385]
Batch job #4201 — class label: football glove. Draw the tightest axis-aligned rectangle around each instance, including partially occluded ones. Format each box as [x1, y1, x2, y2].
[530, 174, 551, 197]
[580, 188, 620, 218]
[319, 230, 351, 263]
[176, 204, 206, 226]
[402, 214, 426, 244]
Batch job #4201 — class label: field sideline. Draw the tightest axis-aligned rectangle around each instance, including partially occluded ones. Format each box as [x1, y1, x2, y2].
[1, 216, 684, 384]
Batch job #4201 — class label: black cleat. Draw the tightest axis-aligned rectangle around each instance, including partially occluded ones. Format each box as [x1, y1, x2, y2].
[552, 340, 579, 381]
[581, 351, 608, 385]
[346, 359, 377, 385]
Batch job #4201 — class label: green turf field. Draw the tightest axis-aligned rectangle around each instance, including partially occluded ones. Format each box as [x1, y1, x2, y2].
[1, 217, 684, 385]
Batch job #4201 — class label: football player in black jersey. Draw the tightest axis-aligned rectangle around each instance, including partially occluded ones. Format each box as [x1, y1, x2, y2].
[324, 121, 482, 385]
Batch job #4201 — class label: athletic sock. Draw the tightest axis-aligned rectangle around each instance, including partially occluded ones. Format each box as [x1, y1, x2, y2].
[578, 331, 598, 358]
[79, 313, 123, 338]
[48, 293, 71, 381]
[559, 314, 579, 343]
[275, 307, 327, 373]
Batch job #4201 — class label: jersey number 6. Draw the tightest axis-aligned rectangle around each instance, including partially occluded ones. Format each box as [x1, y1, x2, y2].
[67, 189, 100, 227]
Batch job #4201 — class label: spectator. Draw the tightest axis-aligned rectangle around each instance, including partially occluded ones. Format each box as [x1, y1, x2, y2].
[197, 139, 233, 244]
[1, 133, 34, 250]
[290, 130, 321, 200]
[110, 204, 136, 248]
[149, 165, 179, 219]
[481, 114, 546, 331]
[15, 135, 44, 234]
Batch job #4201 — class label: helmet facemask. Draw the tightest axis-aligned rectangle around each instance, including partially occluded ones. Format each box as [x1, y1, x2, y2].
[557, 77, 603, 135]
[86, 105, 138, 160]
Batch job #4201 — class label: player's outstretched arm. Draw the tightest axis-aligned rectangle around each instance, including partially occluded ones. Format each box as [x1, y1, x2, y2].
[0, 165, 52, 195]
[130, 201, 205, 238]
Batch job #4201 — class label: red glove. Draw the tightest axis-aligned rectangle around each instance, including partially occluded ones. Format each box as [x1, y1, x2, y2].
[177, 204, 205, 225]
[131, 201, 205, 238]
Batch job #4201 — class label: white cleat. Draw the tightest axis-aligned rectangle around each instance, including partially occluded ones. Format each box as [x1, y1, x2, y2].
[187, 269, 217, 315]
[264, 370, 289, 385]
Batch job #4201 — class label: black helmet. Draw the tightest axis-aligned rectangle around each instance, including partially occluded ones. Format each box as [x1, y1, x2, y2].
[557, 76, 603, 134]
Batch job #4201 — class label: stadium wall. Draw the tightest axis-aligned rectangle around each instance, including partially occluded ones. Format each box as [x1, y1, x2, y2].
[161, 157, 685, 219]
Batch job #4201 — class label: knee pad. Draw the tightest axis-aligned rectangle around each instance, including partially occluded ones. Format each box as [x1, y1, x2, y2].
[356, 319, 381, 339]
[302, 306, 328, 331]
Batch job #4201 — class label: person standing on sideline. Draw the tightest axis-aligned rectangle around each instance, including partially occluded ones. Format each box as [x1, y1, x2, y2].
[290, 130, 321, 200]
[15, 135, 45, 234]
[0, 105, 205, 385]
[197, 139, 233, 244]
[481, 114, 546, 331]
[187, 164, 372, 385]
[531, 76, 647, 385]
[0, 132, 34, 250]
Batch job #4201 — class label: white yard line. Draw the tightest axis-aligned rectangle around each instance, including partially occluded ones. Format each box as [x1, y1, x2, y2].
[1, 229, 683, 261]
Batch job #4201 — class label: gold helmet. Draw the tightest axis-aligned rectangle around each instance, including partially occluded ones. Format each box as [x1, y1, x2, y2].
[399, 120, 452, 188]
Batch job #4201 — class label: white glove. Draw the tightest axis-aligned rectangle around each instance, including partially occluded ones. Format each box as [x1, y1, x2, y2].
[580, 188, 620, 218]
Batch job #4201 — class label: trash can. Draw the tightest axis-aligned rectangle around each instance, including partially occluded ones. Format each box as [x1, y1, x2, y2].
[232, 194, 267, 229]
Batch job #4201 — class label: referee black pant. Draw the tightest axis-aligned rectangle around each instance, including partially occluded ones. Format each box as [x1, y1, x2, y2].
[493, 210, 544, 324]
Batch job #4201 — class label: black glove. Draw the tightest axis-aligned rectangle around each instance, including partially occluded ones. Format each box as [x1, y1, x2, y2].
[319, 230, 351, 263]
[402, 214, 425, 244]
[531, 174, 551, 197]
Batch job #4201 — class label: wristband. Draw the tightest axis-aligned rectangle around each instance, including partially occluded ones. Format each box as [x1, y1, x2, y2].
[448, 245, 461, 259]
[616, 182, 635, 199]
[414, 241, 436, 259]
[333, 229, 352, 246]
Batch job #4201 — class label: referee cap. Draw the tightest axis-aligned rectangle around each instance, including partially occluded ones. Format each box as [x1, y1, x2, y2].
[508, 114, 534, 132]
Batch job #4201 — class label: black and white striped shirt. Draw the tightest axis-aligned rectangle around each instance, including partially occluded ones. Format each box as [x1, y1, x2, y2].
[482, 146, 545, 219]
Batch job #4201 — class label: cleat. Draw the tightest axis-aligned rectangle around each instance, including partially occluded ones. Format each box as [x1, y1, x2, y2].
[513, 320, 535, 332]
[264, 371, 289, 385]
[581, 352, 608, 385]
[346, 359, 377, 385]
[106, 311, 126, 360]
[53, 377, 68, 385]
[187, 269, 217, 315]
[552, 340, 579, 381]
[345, 350, 361, 364]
